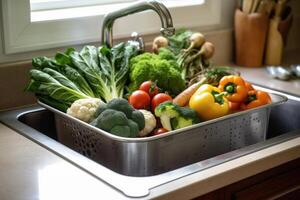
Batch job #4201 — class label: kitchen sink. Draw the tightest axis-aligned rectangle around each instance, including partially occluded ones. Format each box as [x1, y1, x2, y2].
[1, 88, 300, 197]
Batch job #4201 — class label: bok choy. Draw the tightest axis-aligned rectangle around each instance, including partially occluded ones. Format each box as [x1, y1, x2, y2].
[26, 42, 139, 111]
[70, 42, 138, 102]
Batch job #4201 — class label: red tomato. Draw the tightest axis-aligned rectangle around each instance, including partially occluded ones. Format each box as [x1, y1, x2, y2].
[139, 81, 159, 98]
[229, 101, 241, 112]
[153, 128, 168, 135]
[129, 90, 151, 109]
[151, 93, 172, 112]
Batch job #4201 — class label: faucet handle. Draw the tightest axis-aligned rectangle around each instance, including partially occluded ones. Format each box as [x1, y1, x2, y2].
[128, 32, 145, 52]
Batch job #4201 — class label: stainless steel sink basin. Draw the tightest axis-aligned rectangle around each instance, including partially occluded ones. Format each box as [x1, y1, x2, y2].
[1, 87, 300, 197]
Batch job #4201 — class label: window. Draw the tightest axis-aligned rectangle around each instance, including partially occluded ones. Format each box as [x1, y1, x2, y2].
[2, 0, 221, 54]
[30, 0, 136, 11]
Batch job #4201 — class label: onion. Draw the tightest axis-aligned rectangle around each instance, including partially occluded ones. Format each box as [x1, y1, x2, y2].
[201, 42, 215, 59]
[152, 36, 168, 53]
[189, 32, 205, 49]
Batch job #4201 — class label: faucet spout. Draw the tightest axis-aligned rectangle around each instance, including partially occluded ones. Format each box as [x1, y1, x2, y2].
[101, 0, 175, 48]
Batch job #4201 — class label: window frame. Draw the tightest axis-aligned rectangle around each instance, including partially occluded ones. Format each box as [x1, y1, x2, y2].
[1, 0, 221, 54]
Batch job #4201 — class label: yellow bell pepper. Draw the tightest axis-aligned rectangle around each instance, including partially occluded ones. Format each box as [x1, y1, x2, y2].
[189, 84, 229, 120]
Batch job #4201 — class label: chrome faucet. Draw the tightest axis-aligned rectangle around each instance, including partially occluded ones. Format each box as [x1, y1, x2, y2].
[101, 0, 175, 48]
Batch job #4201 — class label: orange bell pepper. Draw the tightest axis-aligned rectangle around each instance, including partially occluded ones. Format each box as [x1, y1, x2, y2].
[218, 75, 248, 102]
[245, 81, 254, 91]
[241, 90, 272, 110]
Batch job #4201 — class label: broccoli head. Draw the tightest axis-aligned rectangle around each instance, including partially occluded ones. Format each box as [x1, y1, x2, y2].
[155, 102, 200, 131]
[157, 47, 177, 61]
[131, 110, 145, 130]
[106, 98, 134, 118]
[91, 98, 145, 137]
[129, 52, 185, 95]
[91, 109, 127, 130]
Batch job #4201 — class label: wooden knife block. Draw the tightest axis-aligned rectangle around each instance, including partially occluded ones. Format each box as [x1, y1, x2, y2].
[234, 9, 269, 67]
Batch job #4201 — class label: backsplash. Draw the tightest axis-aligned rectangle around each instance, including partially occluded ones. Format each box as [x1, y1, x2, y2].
[0, 29, 233, 110]
[0, 62, 35, 111]
[1, 0, 299, 110]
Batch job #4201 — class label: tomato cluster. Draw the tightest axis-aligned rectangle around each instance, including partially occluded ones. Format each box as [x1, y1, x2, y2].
[129, 81, 172, 112]
[128, 81, 173, 136]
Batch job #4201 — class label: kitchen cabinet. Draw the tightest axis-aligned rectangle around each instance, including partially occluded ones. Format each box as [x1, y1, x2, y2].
[195, 158, 300, 200]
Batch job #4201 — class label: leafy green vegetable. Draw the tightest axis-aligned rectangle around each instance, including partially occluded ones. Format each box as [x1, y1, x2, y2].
[69, 45, 109, 99]
[32, 56, 95, 97]
[25, 69, 89, 108]
[188, 66, 241, 86]
[69, 43, 138, 102]
[37, 94, 70, 112]
[27, 41, 140, 117]
[98, 43, 139, 100]
[167, 29, 193, 55]
[42, 68, 81, 93]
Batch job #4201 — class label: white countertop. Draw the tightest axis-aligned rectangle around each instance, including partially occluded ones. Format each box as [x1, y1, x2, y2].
[1, 122, 300, 200]
[235, 66, 300, 97]
[1, 65, 300, 200]
[0, 124, 127, 200]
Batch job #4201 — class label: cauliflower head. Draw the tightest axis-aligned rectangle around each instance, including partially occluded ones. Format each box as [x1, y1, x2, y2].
[67, 98, 105, 122]
[139, 109, 157, 137]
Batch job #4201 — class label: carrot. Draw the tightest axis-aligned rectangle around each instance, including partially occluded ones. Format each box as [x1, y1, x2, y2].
[173, 78, 206, 106]
[174, 67, 239, 106]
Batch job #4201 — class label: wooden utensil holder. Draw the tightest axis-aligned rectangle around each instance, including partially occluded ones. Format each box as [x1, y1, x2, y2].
[265, 6, 293, 65]
[234, 9, 269, 67]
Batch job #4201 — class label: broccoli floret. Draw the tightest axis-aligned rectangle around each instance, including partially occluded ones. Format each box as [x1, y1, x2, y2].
[131, 110, 145, 130]
[128, 119, 140, 137]
[155, 102, 200, 131]
[154, 102, 180, 131]
[91, 109, 128, 130]
[171, 117, 192, 130]
[106, 98, 134, 118]
[158, 47, 176, 61]
[91, 98, 145, 137]
[110, 125, 131, 137]
[178, 106, 201, 124]
[129, 52, 185, 95]
[167, 67, 186, 94]
[94, 103, 108, 118]
[130, 52, 155, 65]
